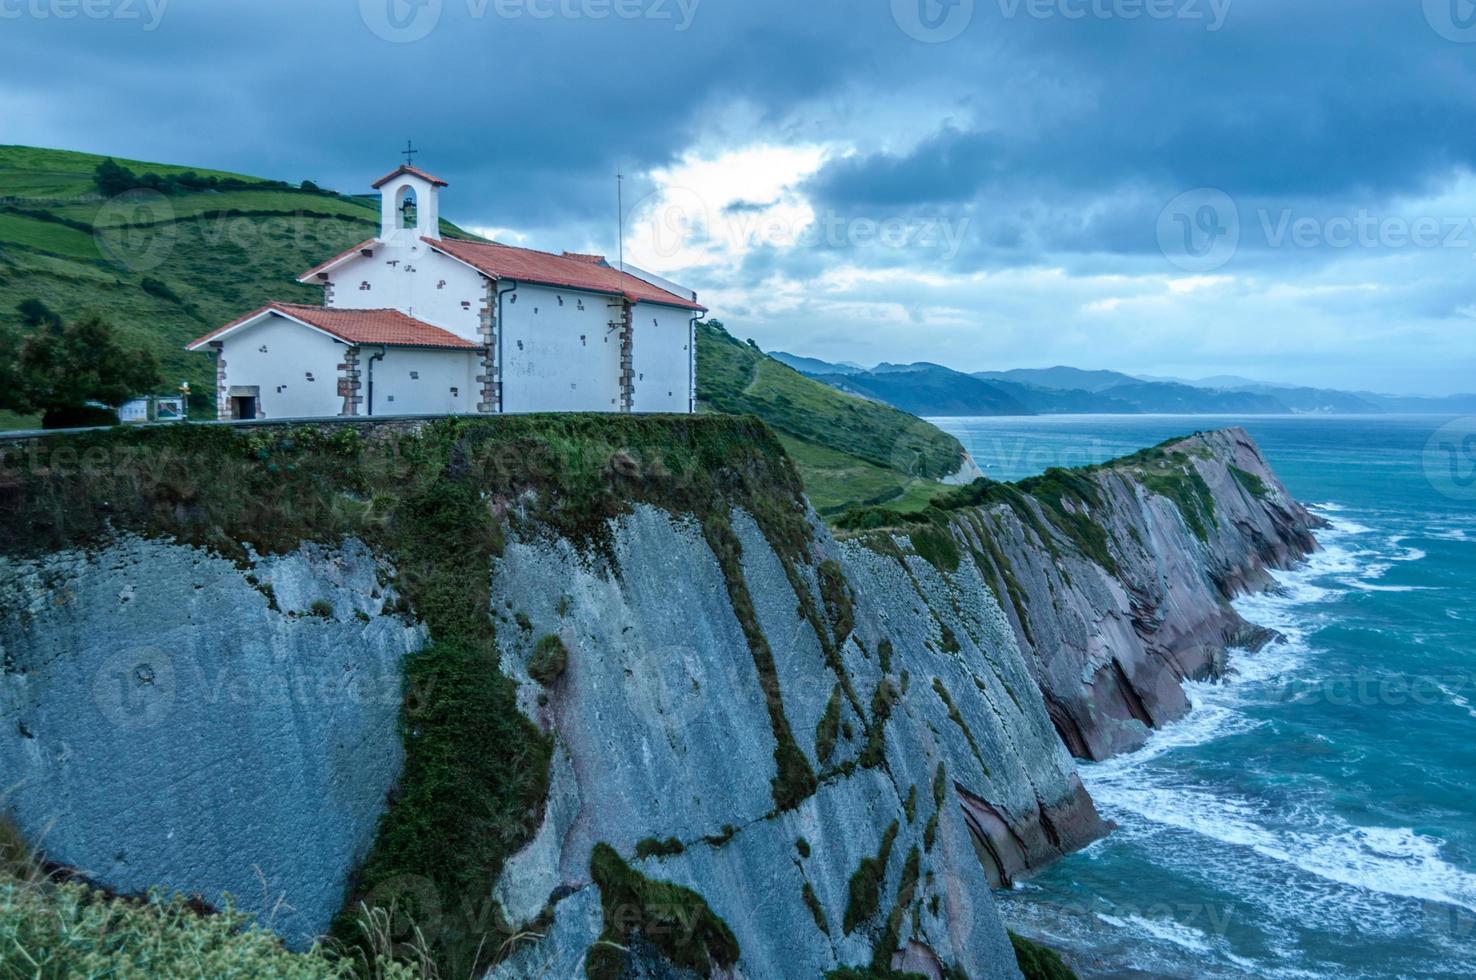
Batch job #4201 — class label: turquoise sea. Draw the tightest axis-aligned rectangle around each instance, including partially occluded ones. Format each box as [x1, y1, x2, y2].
[931, 416, 1476, 980]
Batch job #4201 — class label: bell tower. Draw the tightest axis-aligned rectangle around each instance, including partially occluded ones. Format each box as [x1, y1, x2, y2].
[372, 151, 446, 243]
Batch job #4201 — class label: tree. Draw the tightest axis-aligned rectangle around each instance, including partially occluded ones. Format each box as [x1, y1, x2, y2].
[0, 309, 160, 428]
[16, 298, 61, 330]
[94, 158, 138, 197]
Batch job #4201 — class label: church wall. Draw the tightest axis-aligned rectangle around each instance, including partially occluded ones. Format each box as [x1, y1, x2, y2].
[221, 316, 346, 419]
[500, 283, 623, 413]
[326, 242, 485, 344]
[630, 303, 695, 414]
[370, 348, 480, 416]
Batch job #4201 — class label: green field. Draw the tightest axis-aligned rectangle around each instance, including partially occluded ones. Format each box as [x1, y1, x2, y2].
[0, 145, 969, 518]
[0, 145, 475, 398]
[695, 320, 967, 512]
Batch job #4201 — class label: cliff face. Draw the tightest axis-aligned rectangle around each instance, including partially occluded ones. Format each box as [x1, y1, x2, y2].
[484, 504, 1104, 980]
[0, 419, 1316, 979]
[869, 427, 1320, 762]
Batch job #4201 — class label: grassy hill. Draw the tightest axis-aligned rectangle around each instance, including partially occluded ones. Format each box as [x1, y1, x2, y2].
[0, 145, 967, 516]
[696, 322, 965, 513]
[0, 145, 481, 416]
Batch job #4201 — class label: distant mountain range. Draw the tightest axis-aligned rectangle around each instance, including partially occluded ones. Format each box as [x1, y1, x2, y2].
[769, 352, 1476, 417]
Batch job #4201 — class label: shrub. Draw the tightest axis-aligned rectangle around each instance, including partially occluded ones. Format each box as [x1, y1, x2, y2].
[818, 559, 854, 642]
[141, 277, 183, 303]
[802, 881, 829, 935]
[1010, 931, 1079, 980]
[585, 843, 738, 980]
[528, 634, 568, 686]
[843, 821, 898, 934]
[634, 837, 685, 860]
[815, 684, 843, 764]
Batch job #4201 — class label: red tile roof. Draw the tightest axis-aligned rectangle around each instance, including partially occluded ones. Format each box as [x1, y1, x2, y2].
[426, 237, 706, 311]
[371, 164, 449, 189]
[187, 303, 481, 351]
[561, 251, 608, 265]
[298, 238, 378, 281]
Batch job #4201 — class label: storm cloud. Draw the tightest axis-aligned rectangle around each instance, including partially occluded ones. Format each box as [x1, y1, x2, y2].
[3, 0, 1474, 392]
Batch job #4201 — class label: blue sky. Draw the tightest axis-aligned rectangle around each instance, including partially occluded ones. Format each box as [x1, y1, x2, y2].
[5, 0, 1476, 394]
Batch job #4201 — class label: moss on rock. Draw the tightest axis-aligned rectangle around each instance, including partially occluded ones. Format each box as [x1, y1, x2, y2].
[586, 842, 739, 980]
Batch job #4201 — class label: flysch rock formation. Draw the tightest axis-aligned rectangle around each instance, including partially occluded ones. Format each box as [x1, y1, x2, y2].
[0, 419, 1318, 979]
[947, 427, 1321, 761]
[0, 536, 419, 945]
[487, 504, 1101, 979]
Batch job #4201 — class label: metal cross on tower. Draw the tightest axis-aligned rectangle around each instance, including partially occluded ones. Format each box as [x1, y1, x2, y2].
[402, 140, 418, 166]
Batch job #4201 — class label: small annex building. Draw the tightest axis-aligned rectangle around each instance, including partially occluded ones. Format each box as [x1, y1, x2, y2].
[188, 163, 705, 420]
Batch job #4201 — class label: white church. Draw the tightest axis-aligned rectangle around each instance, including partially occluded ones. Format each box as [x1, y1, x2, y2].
[188, 163, 705, 420]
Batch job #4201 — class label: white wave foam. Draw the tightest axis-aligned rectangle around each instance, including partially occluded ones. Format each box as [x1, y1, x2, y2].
[1340, 580, 1429, 593]
[1096, 912, 1213, 955]
[1087, 776, 1476, 915]
[1438, 683, 1476, 721]
[1083, 499, 1476, 922]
